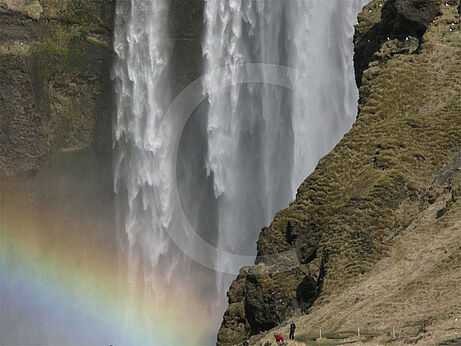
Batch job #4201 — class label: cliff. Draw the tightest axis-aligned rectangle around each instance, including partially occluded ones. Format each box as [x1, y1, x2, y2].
[217, 0, 461, 344]
[0, 0, 205, 179]
[0, 0, 115, 176]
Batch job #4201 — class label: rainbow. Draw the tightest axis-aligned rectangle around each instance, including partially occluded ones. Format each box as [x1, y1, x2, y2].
[1, 210, 210, 345]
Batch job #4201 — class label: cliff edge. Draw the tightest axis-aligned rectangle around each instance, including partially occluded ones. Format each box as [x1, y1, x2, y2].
[217, 0, 461, 344]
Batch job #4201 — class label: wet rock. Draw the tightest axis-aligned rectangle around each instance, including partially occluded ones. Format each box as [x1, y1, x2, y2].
[0, 0, 115, 176]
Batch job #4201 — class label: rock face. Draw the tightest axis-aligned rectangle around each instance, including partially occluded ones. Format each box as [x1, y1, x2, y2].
[217, 0, 461, 344]
[0, 0, 206, 178]
[354, 0, 440, 103]
[0, 0, 115, 176]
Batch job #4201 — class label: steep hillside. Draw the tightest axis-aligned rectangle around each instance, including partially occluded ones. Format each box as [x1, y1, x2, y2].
[217, 0, 461, 344]
[246, 168, 461, 345]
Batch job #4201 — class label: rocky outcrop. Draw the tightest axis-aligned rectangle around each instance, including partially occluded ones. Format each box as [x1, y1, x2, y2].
[0, 0, 114, 176]
[217, 0, 461, 344]
[354, 0, 444, 107]
[354, 0, 441, 89]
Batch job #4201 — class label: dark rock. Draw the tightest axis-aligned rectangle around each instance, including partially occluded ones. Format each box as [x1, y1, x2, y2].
[243, 265, 305, 334]
[217, 273, 251, 345]
[436, 207, 447, 218]
[1, 0, 206, 177]
[0, 7, 42, 43]
[244, 274, 279, 333]
[168, 0, 205, 95]
[0, 1, 115, 176]
[354, 0, 441, 87]
[296, 275, 318, 313]
[286, 221, 296, 244]
[0, 53, 47, 175]
[384, 0, 441, 37]
[414, 154, 426, 163]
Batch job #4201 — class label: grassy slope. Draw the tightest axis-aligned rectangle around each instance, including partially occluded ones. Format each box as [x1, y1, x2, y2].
[249, 187, 460, 345]
[315, 0, 461, 298]
[222, 1, 461, 344]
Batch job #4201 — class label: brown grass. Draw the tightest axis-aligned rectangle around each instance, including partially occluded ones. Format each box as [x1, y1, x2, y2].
[225, 1, 461, 344]
[248, 191, 460, 345]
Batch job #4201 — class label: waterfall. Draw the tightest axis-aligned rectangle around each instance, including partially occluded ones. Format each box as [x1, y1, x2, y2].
[203, 0, 294, 291]
[112, 0, 183, 342]
[203, 0, 367, 293]
[113, 0, 173, 291]
[289, 0, 368, 185]
[113, 0, 367, 343]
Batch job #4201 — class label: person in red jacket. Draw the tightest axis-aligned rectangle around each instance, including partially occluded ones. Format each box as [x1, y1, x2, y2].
[274, 333, 284, 343]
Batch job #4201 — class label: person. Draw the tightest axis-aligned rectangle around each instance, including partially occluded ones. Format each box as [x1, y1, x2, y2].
[242, 339, 249, 346]
[274, 333, 284, 343]
[289, 321, 296, 340]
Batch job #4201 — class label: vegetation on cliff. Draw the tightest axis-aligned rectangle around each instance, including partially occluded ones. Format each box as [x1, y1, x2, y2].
[0, 0, 114, 176]
[217, 0, 461, 344]
[0, 0, 207, 178]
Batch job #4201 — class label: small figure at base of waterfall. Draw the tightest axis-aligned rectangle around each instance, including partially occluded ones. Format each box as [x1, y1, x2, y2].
[289, 321, 296, 340]
[242, 339, 249, 346]
[274, 333, 284, 343]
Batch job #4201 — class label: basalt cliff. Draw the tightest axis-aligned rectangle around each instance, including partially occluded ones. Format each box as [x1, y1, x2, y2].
[217, 0, 461, 344]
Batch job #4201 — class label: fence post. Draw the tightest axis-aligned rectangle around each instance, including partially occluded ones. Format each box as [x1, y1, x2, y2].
[392, 326, 395, 339]
[319, 328, 322, 339]
[358, 327, 360, 337]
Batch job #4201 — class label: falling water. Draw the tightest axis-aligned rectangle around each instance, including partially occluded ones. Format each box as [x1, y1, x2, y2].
[113, 0, 173, 290]
[113, 0, 368, 343]
[112, 0, 184, 342]
[203, 0, 368, 293]
[203, 0, 294, 291]
[289, 0, 368, 185]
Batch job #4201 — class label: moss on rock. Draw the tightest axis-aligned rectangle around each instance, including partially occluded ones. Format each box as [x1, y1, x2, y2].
[0, 0, 114, 176]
